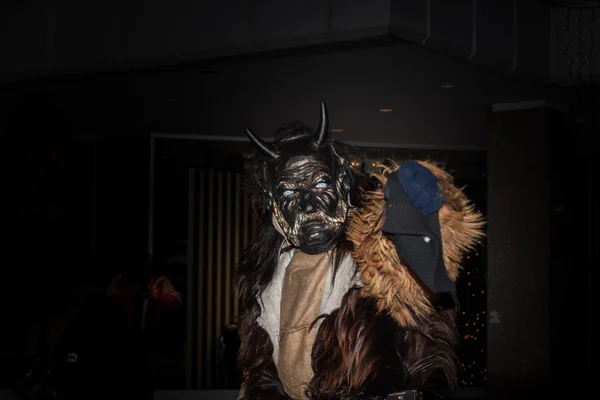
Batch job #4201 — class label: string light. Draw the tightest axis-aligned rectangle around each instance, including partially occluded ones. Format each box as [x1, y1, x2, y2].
[456, 183, 487, 386]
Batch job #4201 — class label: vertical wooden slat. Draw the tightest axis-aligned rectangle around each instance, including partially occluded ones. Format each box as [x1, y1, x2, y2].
[233, 173, 241, 319]
[241, 183, 250, 322]
[215, 171, 224, 387]
[243, 183, 249, 248]
[186, 168, 195, 389]
[148, 137, 155, 253]
[196, 169, 205, 388]
[205, 169, 214, 387]
[225, 172, 232, 325]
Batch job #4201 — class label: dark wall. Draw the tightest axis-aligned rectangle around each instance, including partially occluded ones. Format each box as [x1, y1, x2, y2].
[487, 107, 551, 398]
[96, 136, 149, 259]
[547, 97, 595, 395]
[487, 104, 594, 398]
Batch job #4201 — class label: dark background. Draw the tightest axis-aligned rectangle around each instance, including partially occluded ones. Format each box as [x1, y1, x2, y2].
[0, 0, 597, 399]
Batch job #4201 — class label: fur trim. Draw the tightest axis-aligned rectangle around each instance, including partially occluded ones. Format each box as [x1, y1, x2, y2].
[308, 289, 460, 398]
[347, 161, 486, 327]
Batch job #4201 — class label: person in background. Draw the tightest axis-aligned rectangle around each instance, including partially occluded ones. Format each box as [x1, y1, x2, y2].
[105, 248, 181, 332]
[104, 247, 182, 400]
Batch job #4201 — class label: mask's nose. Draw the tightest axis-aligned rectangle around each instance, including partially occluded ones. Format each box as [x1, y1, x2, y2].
[298, 192, 316, 214]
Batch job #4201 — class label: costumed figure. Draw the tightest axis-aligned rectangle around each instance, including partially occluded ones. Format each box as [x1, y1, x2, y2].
[236, 102, 485, 399]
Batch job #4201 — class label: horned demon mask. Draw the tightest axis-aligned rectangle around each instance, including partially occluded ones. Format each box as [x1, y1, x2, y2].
[245, 102, 359, 255]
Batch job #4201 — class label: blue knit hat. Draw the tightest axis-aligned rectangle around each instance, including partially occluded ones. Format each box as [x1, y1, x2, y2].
[382, 161, 453, 294]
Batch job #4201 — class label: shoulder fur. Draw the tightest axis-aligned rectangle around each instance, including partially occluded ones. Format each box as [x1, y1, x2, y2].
[347, 161, 486, 327]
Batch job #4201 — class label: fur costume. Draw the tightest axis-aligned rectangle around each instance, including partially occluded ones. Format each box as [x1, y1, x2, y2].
[236, 102, 485, 400]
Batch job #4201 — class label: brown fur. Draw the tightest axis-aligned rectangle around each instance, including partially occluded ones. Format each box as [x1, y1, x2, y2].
[308, 289, 410, 399]
[307, 289, 460, 399]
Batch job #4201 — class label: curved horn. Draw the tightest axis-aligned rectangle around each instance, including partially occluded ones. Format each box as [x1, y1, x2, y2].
[245, 127, 278, 158]
[315, 100, 329, 147]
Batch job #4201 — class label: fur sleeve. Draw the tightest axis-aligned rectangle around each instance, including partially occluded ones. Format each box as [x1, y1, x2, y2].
[347, 161, 485, 327]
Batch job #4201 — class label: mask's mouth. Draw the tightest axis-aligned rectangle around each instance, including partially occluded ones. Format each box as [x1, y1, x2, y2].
[272, 210, 342, 254]
[298, 220, 344, 254]
[302, 222, 329, 245]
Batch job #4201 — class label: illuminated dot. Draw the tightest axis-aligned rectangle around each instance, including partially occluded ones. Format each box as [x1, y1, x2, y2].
[482, 311, 486, 314]
[467, 272, 470, 275]
[481, 349, 484, 352]
[468, 282, 472, 286]
[472, 361, 476, 364]
[481, 290, 485, 294]
[472, 294, 475, 297]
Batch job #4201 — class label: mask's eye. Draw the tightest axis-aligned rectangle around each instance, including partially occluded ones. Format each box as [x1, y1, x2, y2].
[314, 177, 330, 189]
[280, 188, 295, 197]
